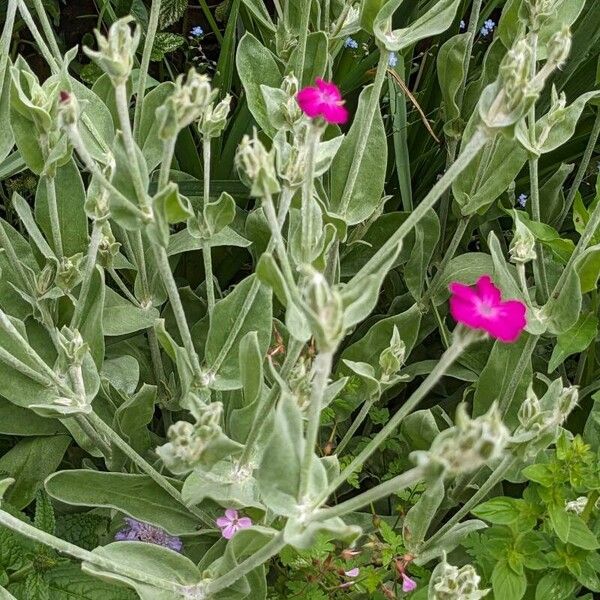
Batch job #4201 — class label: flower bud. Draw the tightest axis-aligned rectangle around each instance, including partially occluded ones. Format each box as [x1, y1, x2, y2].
[414, 404, 509, 476]
[379, 326, 406, 382]
[558, 386, 578, 419]
[57, 90, 80, 128]
[289, 357, 312, 411]
[565, 496, 588, 515]
[303, 268, 345, 352]
[58, 327, 89, 367]
[518, 384, 541, 429]
[200, 94, 231, 139]
[157, 70, 214, 139]
[430, 558, 489, 600]
[156, 421, 210, 474]
[97, 223, 121, 268]
[36, 262, 56, 297]
[56, 253, 84, 292]
[273, 130, 305, 189]
[523, 0, 562, 31]
[235, 132, 280, 197]
[546, 26, 571, 69]
[509, 213, 536, 264]
[84, 17, 141, 85]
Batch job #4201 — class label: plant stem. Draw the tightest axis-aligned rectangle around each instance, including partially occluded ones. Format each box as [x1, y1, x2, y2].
[203, 140, 216, 317]
[133, 0, 162, 141]
[299, 350, 333, 500]
[197, 0, 224, 43]
[71, 220, 102, 329]
[318, 328, 479, 506]
[0, 509, 186, 593]
[153, 246, 203, 381]
[108, 268, 141, 306]
[339, 50, 388, 217]
[295, 0, 311, 83]
[315, 466, 426, 520]
[159, 136, 176, 190]
[17, 0, 59, 72]
[74, 413, 113, 458]
[336, 393, 377, 455]
[86, 411, 214, 528]
[438, 0, 484, 245]
[44, 175, 63, 259]
[422, 217, 469, 305]
[208, 533, 286, 594]
[422, 456, 516, 551]
[354, 129, 490, 283]
[517, 263, 533, 305]
[31, 0, 62, 62]
[499, 334, 538, 417]
[301, 124, 320, 264]
[558, 108, 600, 228]
[0, 2, 17, 97]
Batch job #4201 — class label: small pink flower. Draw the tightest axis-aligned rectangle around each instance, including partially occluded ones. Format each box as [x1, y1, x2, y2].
[297, 79, 349, 124]
[449, 275, 526, 343]
[401, 573, 417, 593]
[344, 567, 360, 577]
[216, 509, 252, 540]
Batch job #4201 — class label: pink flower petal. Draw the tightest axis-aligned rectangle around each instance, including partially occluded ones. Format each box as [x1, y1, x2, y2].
[224, 508, 238, 520]
[322, 103, 349, 124]
[344, 567, 360, 577]
[216, 516, 231, 528]
[448, 274, 527, 343]
[402, 574, 417, 592]
[237, 517, 252, 529]
[316, 78, 342, 100]
[221, 524, 236, 539]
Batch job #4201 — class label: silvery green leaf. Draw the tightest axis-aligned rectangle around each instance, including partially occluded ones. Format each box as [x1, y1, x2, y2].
[83, 542, 204, 600]
[183, 461, 263, 510]
[323, 376, 348, 409]
[405, 209, 440, 300]
[239, 331, 263, 407]
[167, 226, 251, 255]
[236, 34, 281, 138]
[103, 288, 159, 336]
[339, 240, 402, 329]
[257, 392, 303, 516]
[101, 355, 140, 395]
[260, 85, 289, 131]
[314, 135, 344, 177]
[414, 519, 487, 565]
[403, 476, 444, 553]
[45, 470, 200, 535]
[0, 64, 14, 164]
[205, 275, 272, 390]
[374, 0, 461, 52]
[204, 192, 236, 238]
[283, 515, 361, 550]
[287, 31, 328, 86]
[341, 360, 380, 397]
[329, 85, 387, 225]
[544, 268, 582, 336]
[140, 81, 175, 170]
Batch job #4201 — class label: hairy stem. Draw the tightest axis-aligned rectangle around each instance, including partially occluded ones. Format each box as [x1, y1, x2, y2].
[203, 140, 216, 317]
[133, 0, 162, 141]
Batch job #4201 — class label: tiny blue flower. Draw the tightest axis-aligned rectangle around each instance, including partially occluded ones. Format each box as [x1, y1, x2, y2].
[344, 37, 359, 49]
[484, 19, 496, 31]
[388, 52, 398, 68]
[480, 26, 490, 36]
[460, 20, 466, 30]
[190, 26, 204, 37]
[517, 193, 528, 208]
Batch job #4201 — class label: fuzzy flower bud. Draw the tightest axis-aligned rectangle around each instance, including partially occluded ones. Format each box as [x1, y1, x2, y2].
[565, 496, 588, 515]
[518, 385, 542, 429]
[84, 17, 141, 85]
[379, 326, 406, 382]
[558, 386, 578, 420]
[509, 213, 536, 264]
[56, 254, 84, 292]
[58, 328, 89, 368]
[200, 94, 231, 139]
[303, 268, 345, 352]
[97, 223, 121, 268]
[57, 90, 80, 128]
[235, 132, 280, 197]
[273, 130, 306, 189]
[546, 26, 572, 68]
[156, 421, 211, 474]
[36, 262, 56, 297]
[523, 0, 562, 31]
[430, 559, 490, 600]
[414, 404, 509, 476]
[157, 70, 214, 139]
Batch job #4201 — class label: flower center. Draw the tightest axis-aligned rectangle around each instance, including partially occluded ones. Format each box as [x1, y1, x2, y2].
[318, 90, 339, 105]
[477, 301, 497, 317]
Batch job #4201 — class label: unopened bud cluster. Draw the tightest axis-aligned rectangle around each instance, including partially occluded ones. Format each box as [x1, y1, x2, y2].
[430, 560, 490, 600]
[156, 402, 224, 474]
[303, 268, 345, 352]
[509, 215, 536, 264]
[379, 326, 406, 382]
[84, 17, 140, 85]
[58, 327, 88, 368]
[414, 404, 509, 476]
[56, 254, 84, 292]
[235, 132, 280, 197]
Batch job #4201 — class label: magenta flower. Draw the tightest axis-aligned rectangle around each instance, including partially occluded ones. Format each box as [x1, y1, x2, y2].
[401, 573, 417, 593]
[297, 79, 349, 125]
[115, 518, 182, 552]
[216, 509, 252, 540]
[449, 275, 526, 343]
